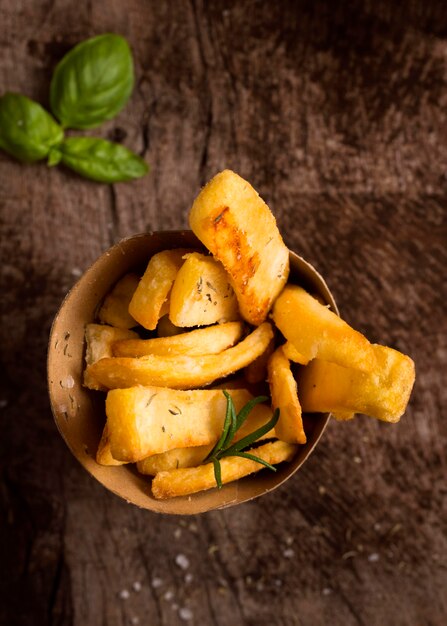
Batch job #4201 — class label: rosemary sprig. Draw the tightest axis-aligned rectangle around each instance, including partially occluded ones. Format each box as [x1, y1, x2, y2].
[205, 391, 280, 489]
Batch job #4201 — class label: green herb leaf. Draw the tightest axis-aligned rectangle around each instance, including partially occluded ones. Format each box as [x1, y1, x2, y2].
[50, 33, 134, 129]
[233, 451, 277, 472]
[207, 392, 279, 489]
[58, 137, 148, 183]
[221, 408, 280, 458]
[0, 93, 63, 162]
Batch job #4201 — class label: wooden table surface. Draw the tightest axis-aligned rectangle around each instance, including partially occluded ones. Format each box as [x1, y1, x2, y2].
[1, 1, 446, 625]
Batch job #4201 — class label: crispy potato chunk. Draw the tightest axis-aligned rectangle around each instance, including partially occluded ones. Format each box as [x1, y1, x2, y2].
[83, 323, 138, 389]
[128, 249, 191, 330]
[169, 252, 240, 327]
[267, 346, 306, 444]
[189, 170, 289, 325]
[98, 273, 139, 329]
[282, 341, 310, 365]
[85, 322, 273, 390]
[151, 440, 297, 499]
[106, 386, 274, 462]
[137, 410, 276, 475]
[272, 285, 376, 372]
[96, 424, 124, 466]
[298, 344, 415, 423]
[113, 321, 244, 357]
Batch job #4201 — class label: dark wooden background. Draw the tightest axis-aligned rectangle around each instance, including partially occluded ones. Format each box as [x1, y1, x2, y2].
[1, 1, 446, 625]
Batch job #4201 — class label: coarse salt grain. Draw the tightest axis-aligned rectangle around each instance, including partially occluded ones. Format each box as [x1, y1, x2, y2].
[322, 587, 332, 596]
[151, 577, 163, 588]
[132, 581, 142, 592]
[119, 589, 130, 600]
[61, 375, 75, 389]
[368, 553, 380, 562]
[164, 590, 174, 601]
[185, 573, 193, 584]
[175, 554, 190, 570]
[179, 608, 193, 621]
[283, 548, 295, 558]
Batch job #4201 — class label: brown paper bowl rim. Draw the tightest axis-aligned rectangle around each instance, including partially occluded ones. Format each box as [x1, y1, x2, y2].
[47, 230, 337, 515]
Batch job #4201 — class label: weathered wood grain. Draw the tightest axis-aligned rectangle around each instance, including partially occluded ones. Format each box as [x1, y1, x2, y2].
[0, 1, 446, 625]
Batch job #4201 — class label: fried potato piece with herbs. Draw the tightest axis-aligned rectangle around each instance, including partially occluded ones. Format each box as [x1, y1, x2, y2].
[85, 322, 273, 390]
[272, 285, 376, 372]
[267, 346, 306, 444]
[113, 321, 244, 357]
[106, 386, 274, 462]
[128, 249, 192, 330]
[136, 413, 276, 475]
[98, 273, 139, 329]
[298, 344, 415, 423]
[151, 440, 297, 499]
[189, 170, 289, 326]
[169, 252, 240, 327]
[83, 323, 138, 389]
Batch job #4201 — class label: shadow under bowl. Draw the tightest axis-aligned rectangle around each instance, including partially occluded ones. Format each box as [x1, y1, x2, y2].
[47, 230, 337, 515]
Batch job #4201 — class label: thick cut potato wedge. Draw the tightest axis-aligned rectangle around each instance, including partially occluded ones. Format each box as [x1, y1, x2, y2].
[137, 412, 276, 475]
[298, 344, 415, 423]
[282, 341, 310, 365]
[272, 285, 376, 372]
[128, 249, 192, 330]
[113, 321, 244, 357]
[152, 440, 297, 499]
[189, 170, 289, 326]
[106, 386, 274, 462]
[85, 322, 273, 390]
[267, 346, 306, 444]
[169, 252, 240, 327]
[96, 424, 125, 466]
[98, 273, 139, 329]
[83, 324, 138, 389]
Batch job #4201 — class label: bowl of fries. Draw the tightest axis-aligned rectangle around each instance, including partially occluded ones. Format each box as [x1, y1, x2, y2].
[48, 170, 415, 515]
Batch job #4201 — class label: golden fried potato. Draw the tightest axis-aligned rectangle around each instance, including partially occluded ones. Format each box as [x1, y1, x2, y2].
[169, 252, 240, 327]
[128, 249, 192, 330]
[137, 410, 276, 475]
[267, 346, 306, 444]
[113, 321, 244, 357]
[282, 341, 310, 365]
[106, 386, 274, 462]
[151, 440, 297, 499]
[96, 424, 125, 466]
[98, 273, 139, 329]
[83, 323, 138, 389]
[189, 170, 289, 326]
[298, 344, 415, 422]
[85, 322, 274, 390]
[272, 285, 376, 372]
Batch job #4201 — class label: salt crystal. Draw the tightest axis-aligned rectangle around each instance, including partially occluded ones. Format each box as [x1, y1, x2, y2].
[274, 579, 282, 588]
[119, 589, 130, 600]
[130, 618, 139, 625]
[283, 548, 295, 559]
[175, 554, 190, 570]
[322, 587, 332, 596]
[174, 528, 182, 539]
[164, 590, 174, 601]
[189, 522, 198, 533]
[151, 577, 163, 589]
[132, 581, 142, 592]
[318, 485, 327, 495]
[61, 375, 75, 389]
[179, 608, 193, 621]
[368, 553, 380, 562]
[71, 267, 82, 277]
[185, 573, 193, 584]
[353, 456, 362, 464]
[285, 536, 294, 545]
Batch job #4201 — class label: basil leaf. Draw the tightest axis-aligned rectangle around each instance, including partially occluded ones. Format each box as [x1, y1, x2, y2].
[59, 137, 148, 183]
[0, 93, 63, 162]
[50, 34, 134, 129]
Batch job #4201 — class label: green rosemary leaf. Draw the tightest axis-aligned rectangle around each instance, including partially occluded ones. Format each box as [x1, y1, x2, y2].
[212, 457, 222, 489]
[205, 390, 233, 461]
[222, 393, 238, 449]
[221, 408, 280, 457]
[235, 395, 269, 431]
[233, 451, 278, 472]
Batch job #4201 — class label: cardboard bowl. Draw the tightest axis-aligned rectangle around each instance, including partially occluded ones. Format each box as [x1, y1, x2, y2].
[47, 231, 337, 515]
